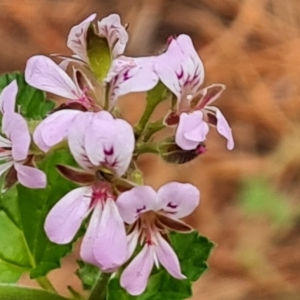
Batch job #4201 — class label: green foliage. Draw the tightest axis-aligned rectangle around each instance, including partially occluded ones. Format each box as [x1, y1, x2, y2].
[76, 260, 101, 290]
[0, 149, 78, 283]
[107, 231, 214, 300]
[0, 72, 55, 120]
[239, 177, 292, 227]
[0, 284, 68, 300]
[86, 26, 111, 82]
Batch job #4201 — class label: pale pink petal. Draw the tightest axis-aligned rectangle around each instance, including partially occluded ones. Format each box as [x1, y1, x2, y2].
[25, 55, 81, 100]
[84, 117, 134, 176]
[0, 161, 13, 176]
[68, 111, 113, 169]
[155, 232, 186, 280]
[155, 34, 204, 102]
[67, 13, 96, 62]
[154, 40, 184, 98]
[45, 186, 92, 244]
[156, 182, 200, 218]
[3, 112, 30, 161]
[80, 202, 102, 267]
[33, 110, 82, 153]
[206, 106, 234, 150]
[93, 198, 127, 271]
[108, 56, 159, 103]
[98, 14, 128, 58]
[0, 80, 17, 115]
[68, 112, 96, 169]
[14, 163, 46, 188]
[175, 111, 209, 150]
[0, 135, 12, 148]
[116, 186, 157, 224]
[120, 244, 154, 296]
[126, 228, 140, 260]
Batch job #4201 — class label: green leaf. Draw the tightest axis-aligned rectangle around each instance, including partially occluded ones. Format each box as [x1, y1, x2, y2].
[87, 25, 111, 81]
[107, 231, 214, 300]
[76, 260, 100, 290]
[0, 149, 78, 283]
[0, 72, 55, 120]
[0, 284, 68, 300]
[170, 231, 214, 281]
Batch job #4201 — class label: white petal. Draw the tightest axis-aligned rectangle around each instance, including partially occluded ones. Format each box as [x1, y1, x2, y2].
[155, 232, 186, 280]
[120, 244, 154, 296]
[93, 198, 128, 271]
[67, 13, 96, 62]
[45, 186, 92, 244]
[156, 182, 200, 218]
[116, 186, 157, 224]
[25, 55, 81, 100]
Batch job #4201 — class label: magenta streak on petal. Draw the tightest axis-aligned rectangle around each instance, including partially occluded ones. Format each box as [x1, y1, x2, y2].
[104, 147, 114, 156]
[111, 74, 119, 86]
[136, 205, 146, 214]
[183, 74, 190, 87]
[167, 202, 178, 209]
[176, 68, 184, 80]
[123, 70, 131, 81]
[89, 184, 111, 209]
[191, 77, 200, 90]
[75, 28, 84, 38]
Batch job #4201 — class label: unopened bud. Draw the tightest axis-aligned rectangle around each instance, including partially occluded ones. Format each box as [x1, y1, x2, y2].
[159, 137, 206, 164]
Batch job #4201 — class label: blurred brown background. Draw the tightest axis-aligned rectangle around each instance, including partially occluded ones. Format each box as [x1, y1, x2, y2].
[8, 0, 300, 299]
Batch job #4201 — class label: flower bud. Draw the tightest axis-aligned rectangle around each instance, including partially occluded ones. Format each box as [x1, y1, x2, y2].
[159, 137, 206, 164]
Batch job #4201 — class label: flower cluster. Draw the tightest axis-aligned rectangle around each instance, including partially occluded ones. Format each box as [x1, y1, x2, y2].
[0, 13, 234, 296]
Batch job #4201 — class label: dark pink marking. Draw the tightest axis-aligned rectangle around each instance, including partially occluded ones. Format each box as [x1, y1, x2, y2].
[167, 202, 178, 209]
[136, 205, 146, 214]
[104, 147, 114, 156]
[176, 68, 184, 80]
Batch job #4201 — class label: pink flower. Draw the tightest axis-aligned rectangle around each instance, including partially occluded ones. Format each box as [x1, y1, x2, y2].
[0, 80, 46, 189]
[67, 14, 159, 105]
[105, 56, 159, 105]
[44, 111, 135, 271]
[116, 182, 200, 295]
[67, 13, 128, 62]
[25, 55, 96, 110]
[175, 111, 209, 150]
[155, 35, 234, 150]
[33, 109, 83, 153]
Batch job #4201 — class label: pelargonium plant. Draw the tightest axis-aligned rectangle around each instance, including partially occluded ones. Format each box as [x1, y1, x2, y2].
[0, 13, 233, 300]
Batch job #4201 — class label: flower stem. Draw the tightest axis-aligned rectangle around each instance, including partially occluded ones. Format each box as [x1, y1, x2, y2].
[36, 277, 57, 294]
[88, 273, 111, 300]
[134, 82, 169, 138]
[135, 142, 160, 155]
[143, 119, 166, 142]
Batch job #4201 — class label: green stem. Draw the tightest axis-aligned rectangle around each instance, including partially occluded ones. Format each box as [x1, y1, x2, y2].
[88, 273, 111, 300]
[36, 277, 57, 294]
[134, 82, 169, 138]
[135, 142, 160, 155]
[143, 119, 166, 142]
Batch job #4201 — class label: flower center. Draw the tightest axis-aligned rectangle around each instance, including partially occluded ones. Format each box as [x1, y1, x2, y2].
[89, 182, 113, 209]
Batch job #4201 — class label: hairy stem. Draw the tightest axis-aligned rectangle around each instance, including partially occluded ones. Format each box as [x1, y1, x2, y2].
[88, 273, 111, 300]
